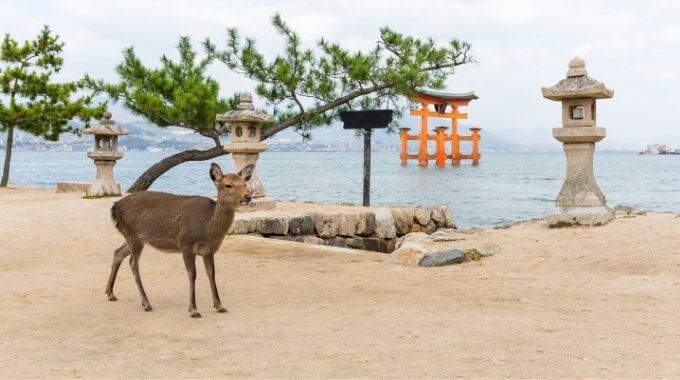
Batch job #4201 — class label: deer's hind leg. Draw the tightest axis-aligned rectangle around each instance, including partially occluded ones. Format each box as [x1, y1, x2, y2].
[128, 240, 152, 312]
[105, 243, 132, 301]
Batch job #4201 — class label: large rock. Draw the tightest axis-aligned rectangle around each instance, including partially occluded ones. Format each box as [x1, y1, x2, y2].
[346, 237, 365, 250]
[373, 208, 397, 239]
[430, 207, 446, 227]
[409, 220, 436, 234]
[355, 212, 376, 236]
[442, 207, 455, 228]
[324, 237, 347, 248]
[385, 242, 429, 266]
[228, 218, 255, 235]
[613, 204, 634, 217]
[419, 249, 465, 267]
[255, 217, 289, 235]
[414, 207, 432, 225]
[288, 214, 315, 235]
[401, 232, 431, 244]
[338, 214, 359, 237]
[385, 238, 397, 253]
[363, 237, 387, 253]
[390, 207, 415, 236]
[430, 228, 466, 242]
[315, 213, 340, 238]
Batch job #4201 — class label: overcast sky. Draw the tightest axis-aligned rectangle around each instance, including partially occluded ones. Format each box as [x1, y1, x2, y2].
[2, 0, 680, 148]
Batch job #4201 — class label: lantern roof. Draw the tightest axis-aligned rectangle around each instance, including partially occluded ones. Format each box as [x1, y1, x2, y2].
[216, 92, 274, 124]
[83, 112, 128, 136]
[542, 57, 614, 101]
[414, 88, 478, 101]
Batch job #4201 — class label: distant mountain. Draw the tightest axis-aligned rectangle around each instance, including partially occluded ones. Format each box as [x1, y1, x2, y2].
[1, 113, 636, 153]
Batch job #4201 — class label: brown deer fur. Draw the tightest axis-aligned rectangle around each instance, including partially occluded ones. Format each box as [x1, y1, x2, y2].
[106, 163, 254, 318]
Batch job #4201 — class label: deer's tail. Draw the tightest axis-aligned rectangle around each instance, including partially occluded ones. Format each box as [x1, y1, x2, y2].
[110, 201, 122, 231]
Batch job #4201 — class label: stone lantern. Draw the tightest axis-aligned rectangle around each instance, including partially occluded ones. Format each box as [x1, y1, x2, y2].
[83, 111, 128, 197]
[542, 57, 614, 227]
[216, 92, 275, 211]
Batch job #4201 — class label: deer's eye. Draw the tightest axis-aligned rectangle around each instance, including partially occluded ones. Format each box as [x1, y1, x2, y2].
[225, 184, 233, 189]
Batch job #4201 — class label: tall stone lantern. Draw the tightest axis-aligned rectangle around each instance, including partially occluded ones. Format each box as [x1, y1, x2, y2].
[83, 111, 128, 197]
[216, 92, 276, 211]
[542, 57, 614, 227]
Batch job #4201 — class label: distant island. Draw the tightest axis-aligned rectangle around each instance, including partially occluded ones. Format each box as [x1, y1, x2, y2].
[0, 120, 639, 154]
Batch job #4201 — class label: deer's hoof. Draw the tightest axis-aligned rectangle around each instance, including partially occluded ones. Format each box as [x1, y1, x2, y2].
[143, 304, 153, 312]
[107, 294, 118, 302]
[216, 306, 228, 313]
[191, 312, 202, 318]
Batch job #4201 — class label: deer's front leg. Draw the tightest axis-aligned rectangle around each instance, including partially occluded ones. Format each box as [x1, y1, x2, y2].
[203, 253, 227, 313]
[182, 250, 200, 318]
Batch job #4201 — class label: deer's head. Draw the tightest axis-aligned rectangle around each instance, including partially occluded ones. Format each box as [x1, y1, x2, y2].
[210, 163, 254, 207]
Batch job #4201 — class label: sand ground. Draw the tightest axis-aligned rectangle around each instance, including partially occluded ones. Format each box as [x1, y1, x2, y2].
[1, 187, 680, 378]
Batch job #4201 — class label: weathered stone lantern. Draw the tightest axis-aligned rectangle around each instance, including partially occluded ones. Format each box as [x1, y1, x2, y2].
[216, 92, 275, 211]
[542, 57, 614, 227]
[83, 111, 128, 197]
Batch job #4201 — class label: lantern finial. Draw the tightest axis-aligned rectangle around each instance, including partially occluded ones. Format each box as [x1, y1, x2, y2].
[567, 56, 587, 77]
[236, 92, 255, 110]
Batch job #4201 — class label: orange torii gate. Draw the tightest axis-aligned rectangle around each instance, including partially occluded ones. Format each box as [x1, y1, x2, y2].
[399, 89, 480, 167]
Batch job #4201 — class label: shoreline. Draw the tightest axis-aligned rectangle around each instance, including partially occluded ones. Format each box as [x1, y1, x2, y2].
[3, 183, 678, 230]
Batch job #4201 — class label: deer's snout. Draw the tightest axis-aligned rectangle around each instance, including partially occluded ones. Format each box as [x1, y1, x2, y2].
[240, 194, 252, 205]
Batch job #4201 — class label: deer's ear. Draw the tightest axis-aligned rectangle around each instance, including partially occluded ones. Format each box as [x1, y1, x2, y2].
[238, 164, 255, 182]
[209, 163, 223, 182]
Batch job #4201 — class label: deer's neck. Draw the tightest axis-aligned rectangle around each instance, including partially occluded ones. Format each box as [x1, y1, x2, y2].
[209, 200, 235, 236]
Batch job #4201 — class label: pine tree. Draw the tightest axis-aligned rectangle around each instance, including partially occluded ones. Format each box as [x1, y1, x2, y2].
[89, 15, 473, 192]
[0, 26, 104, 187]
[84, 37, 238, 192]
[205, 13, 474, 141]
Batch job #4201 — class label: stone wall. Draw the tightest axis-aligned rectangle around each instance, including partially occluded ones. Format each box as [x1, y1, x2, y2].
[228, 205, 455, 253]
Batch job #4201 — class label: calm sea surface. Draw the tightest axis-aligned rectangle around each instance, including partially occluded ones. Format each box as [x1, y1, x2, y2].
[6, 150, 680, 228]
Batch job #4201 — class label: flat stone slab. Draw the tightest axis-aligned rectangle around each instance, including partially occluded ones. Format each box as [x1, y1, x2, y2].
[430, 229, 466, 242]
[419, 249, 465, 267]
[56, 182, 90, 193]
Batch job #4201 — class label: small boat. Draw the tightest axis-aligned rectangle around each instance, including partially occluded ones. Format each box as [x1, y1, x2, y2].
[638, 144, 675, 155]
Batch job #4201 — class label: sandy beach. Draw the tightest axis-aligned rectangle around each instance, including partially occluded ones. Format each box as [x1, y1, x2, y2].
[1, 186, 680, 378]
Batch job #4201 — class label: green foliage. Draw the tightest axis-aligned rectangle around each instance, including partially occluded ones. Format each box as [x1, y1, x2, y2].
[0, 26, 103, 140]
[204, 13, 473, 140]
[85, 37, 239, 146]
[464, 248, 484, 261]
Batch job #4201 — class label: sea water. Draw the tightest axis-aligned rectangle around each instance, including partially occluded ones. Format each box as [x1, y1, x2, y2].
[6, 150, 680, 228]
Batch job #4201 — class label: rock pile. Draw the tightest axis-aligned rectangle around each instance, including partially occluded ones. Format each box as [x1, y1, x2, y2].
[228, 205, 455, 253]
[386, 230, 500, 267]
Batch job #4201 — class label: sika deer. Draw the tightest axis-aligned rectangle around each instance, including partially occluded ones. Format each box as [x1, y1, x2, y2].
[106, 163, 254, 318]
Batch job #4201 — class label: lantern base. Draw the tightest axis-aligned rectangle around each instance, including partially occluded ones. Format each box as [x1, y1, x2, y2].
[546, 206, 613, 228]
[86, 160, 122, 197]
[237, 196, 276, 212]
[87, 181, 122, 197]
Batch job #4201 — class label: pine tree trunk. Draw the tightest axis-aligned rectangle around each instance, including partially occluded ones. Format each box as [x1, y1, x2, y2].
[1, 126, 14, 188]
[127, 146, 229, 192]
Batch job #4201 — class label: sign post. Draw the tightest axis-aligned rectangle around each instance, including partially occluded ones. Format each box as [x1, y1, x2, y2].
[339, 110, 393, 206]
